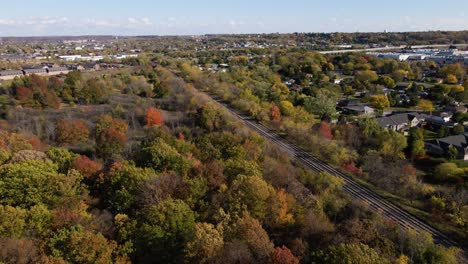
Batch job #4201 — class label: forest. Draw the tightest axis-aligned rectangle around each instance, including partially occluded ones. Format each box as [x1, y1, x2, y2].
[0, 47, 465, 264]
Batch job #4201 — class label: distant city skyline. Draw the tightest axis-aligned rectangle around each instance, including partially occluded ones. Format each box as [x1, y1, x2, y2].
[0, 0, 467, 36]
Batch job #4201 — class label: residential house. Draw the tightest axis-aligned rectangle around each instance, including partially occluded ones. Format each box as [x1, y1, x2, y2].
[343, 105, 375, 117]
[426, 133, 468, 160]
[376, 112, 422, 132]
[423, 112, 458, 129]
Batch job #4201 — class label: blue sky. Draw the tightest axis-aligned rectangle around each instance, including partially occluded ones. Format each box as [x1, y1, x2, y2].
[0, 0, 467, 36]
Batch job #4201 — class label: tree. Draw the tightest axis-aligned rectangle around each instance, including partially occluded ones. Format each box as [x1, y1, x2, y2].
[102, 162, 154, 214]
[228, 175, 275, 221]
[139, 138, 191, 174]
[269, 104, 282, 121]
[71, 155, 102, 178]
[452, 124, 464, 135]
[313, 243, 389, 264]
[0, 160, 83, 208]
[145, 107, 164, 127]
[48, 225, 121, 264]
[0, 205, 27, 238]
[55, 119, 90, 145]
[417, 99, 434, 113]
[196, 106, 225, 132]
[137, 199, 196, 263]
[399, 164, 421, 203]
[370, 95, 390, 111]
[446, 145, 459, 161]
[46, 147, 77, 173]
[444, 74, 458, 84]
[355, 70, 379, 83]
[95, 115, 128, 159]
[377, 76, 396, 88]
[319, 121, 333, 140]
[438, 127, 450, 138]
[78, 78, 109, 104]
[270, 246, 300, 264]
[186, 223, 224, 263]
[304, 89, 337, 118]
[380, 130, 407, 161]
[434, 162, 462, 182]
[408, 128, 425, 159]
[234, 213, 274, 261]
[0, 238, 43, 264]
[279, 100, 295, 116]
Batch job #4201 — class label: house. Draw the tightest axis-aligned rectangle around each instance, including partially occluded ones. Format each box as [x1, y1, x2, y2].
[376, 112, 422, 132]
[423, 115, 458, 129]
[343, 105, 375, 117]
[426, 133, 468, 160]
[444, 105, 467, 114]
[338, 99, 362, 107]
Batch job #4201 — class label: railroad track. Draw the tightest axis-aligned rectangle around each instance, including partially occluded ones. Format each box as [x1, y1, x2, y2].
[207, 96, 466, 255]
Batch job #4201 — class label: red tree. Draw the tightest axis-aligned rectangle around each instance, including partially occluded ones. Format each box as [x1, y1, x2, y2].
[177, 131, 185, 141]
[270, 246, 300, 264]
[343, 163, 360, 175]
[72, 155, 103, 178]
[15, 86, 33, 102]
[270, 104, 282, 121]
[318, 121, 333, 140]
[146, 107, 164, 127]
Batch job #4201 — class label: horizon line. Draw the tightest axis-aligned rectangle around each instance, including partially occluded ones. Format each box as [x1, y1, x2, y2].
[1, 29, 468, 38]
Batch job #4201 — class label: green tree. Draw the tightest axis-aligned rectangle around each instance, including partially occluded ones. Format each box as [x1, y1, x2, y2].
[304, 89, 337, 118]
[0, 160, 83, 208]
[279, 100, 295, 116]
[228, 175, 275, 221]
[408, 128, 425, 159]
[446, 145, 459, 161]
[103, 162, 155, 214]
[313, 243, 390, 264]
[452, 124, 464, 135]
[0, 205, 27, 238]
[379, 130, 407, 161]
[139, 138, 191, 174]
[377, 76, 396, 88]
[137, 199, 196, 263]
[48, 225, 120, 264]
[434, 162, 462, 182]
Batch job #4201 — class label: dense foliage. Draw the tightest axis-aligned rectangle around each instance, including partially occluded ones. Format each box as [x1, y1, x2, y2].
[0, 46, 465, 263]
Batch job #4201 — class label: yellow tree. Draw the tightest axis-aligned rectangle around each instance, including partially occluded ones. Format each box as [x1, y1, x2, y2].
[417, 99, 434, 113]
[370, 95, 390, 111]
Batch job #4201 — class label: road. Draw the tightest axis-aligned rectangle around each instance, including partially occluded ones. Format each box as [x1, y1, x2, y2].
[318, 44, 468, 54]
[205, 94, 466, 255]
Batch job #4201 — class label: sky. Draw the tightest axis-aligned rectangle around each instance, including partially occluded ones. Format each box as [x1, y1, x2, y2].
[0, 0, 467, 36]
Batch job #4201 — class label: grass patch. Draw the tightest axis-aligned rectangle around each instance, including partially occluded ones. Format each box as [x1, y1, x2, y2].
[423, 129, 439, 140]
[453, 160, 468, 168]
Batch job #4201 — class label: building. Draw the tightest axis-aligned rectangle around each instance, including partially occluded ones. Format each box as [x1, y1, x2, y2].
[343, 105, 375, 117]
[376, 112, 422, 132]
[0, 70, 24, 80]
[426, 133, 468, 160]
[377, 53, 411, 61]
